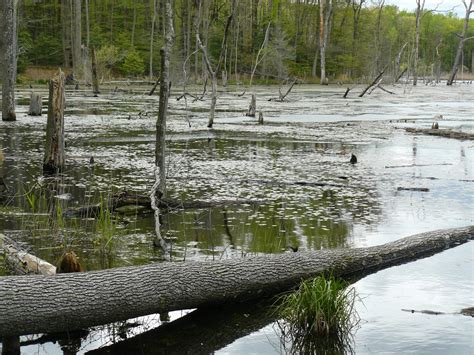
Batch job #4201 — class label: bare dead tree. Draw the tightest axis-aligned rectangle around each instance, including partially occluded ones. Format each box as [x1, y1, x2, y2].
[413, 0, 425, 86]
[194, 0, 236, 128]
[447, 0, 473, 85]
[320, 0, 333, 85]
[152, 0, 175, 252]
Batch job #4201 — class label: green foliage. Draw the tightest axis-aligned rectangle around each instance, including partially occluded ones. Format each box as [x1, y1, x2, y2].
[119, 49, 145, 76]
[17, 0, 473, 80]
[275, 275, 359, 353]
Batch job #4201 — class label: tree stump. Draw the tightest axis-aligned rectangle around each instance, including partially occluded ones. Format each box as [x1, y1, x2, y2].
[258, 111, 264, 124]
[247, 94, 256, 117]
[28, 92, 42, 116]
[43, 69, 66, 174]
[91, 47, 100, 96]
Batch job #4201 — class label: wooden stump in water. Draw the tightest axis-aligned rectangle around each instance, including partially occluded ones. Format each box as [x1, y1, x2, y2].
[91, 47, 100, 96]
[28, 92, 42, 116]
[43, 69, 66, 174]
[258, 111, 264, 125]
[247, 94, 256, 117]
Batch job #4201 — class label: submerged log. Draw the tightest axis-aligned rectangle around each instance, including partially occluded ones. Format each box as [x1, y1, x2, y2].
[0, 226, 472, 337]
[28, 92, 42, 116]
[405, 127, 474, 141]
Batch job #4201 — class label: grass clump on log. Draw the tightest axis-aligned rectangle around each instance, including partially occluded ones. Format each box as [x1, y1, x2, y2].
[275, 274, 360, 353]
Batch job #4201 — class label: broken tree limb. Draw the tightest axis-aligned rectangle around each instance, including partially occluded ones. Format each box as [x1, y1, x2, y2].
[359, 65, 388, 97]
[269, 79, 298, 102]
[0, 234, 56, 276]
[0, 226, 472, 337]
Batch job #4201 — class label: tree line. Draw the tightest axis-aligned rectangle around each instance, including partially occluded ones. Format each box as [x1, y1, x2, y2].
[14, 0, 474, 84]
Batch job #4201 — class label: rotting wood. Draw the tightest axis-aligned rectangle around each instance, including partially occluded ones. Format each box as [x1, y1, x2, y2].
[43, 69, 66, 174]
[343, 88, 351, 98]
[405, 127, 474, 141]
[28, 92, 42, 116]
[258, 111, 264, 125]
[0, 225, 472, 337]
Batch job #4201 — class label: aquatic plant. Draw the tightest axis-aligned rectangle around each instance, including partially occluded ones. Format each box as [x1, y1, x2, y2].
[275, 274, 359, 353]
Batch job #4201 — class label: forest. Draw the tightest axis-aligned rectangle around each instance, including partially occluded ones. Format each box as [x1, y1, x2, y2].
[12, 0, 474, 83]
[0, 0, 473, 354]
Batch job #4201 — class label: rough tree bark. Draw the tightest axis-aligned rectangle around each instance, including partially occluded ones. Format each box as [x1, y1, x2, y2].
[0, 226, 472, 337]
[1, 0, 18, 122]
[447, 0, 473, 86]
[43, 69, 66, 175]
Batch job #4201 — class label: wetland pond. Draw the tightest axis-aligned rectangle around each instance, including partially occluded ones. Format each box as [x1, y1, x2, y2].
[0, 83, 473, 354]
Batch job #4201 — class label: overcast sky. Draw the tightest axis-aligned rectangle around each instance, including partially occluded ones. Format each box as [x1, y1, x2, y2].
[384, 0, 466, 17]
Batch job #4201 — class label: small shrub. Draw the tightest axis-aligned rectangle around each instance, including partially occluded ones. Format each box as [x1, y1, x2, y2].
[275, 275, 360, 353]
[119, 49, 144, 77]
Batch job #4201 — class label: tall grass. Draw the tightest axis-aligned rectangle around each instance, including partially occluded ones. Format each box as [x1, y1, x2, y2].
[275, 274, 360, 354]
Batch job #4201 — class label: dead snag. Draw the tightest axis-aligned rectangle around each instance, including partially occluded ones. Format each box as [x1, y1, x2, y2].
[258, 111, 264, 125]
[43, 69, 66, 175]
[359, 65, 388, 97]
[91, 47, 100, 96]
[246, 94, 256, 117]
[343, 88, 351, 98]
[28, 92, 42, 116]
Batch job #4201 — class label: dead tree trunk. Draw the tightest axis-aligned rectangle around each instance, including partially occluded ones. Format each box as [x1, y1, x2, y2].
[152, 0, 174, 251]
[43, 69, 66, 175]
[319, 0, 333, 85]
[28, 93, 42, 116]
[72, 0, 82, 80]
[194, 0, 236, 128]
[447, 0, 473, 86]
[0, 226, 472, 337]
[413, 0, 425, 86]
[1, 0, 18, 122]
[246, 94, 256, 117]
[91, 47, 100, 95]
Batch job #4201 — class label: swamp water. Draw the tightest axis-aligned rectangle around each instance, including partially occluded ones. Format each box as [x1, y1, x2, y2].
[0, 83, 472, 354]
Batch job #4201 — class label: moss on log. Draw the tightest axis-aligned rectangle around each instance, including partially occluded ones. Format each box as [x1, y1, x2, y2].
[0, 226, 472, 337]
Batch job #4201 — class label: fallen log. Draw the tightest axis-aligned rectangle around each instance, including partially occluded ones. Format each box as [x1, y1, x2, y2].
[0, 235, 56, 276]
[63, 192, 262, 218]
[0, 226, 472, 337]
[405, 127, 474, 141]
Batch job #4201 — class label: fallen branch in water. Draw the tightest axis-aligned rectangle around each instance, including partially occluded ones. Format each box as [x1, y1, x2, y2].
[397, 187, 430, 192]
[0, 225, 472, 337]
[405, 128, 474, 141]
